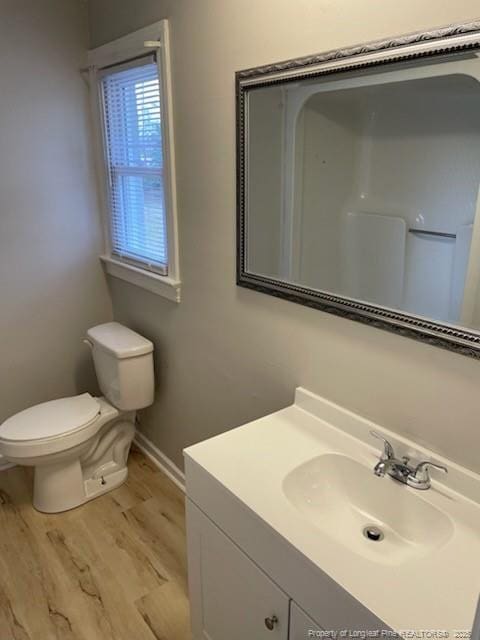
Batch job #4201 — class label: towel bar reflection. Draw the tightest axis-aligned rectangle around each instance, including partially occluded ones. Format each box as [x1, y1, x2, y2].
[408, 229, 456, 239]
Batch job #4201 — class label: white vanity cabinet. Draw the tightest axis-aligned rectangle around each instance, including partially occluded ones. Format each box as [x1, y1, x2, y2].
[289, 602, 323, 639]
[187, 500, 326, 640]
[187, 500, 290, 639]
[184, 388, 480, 638]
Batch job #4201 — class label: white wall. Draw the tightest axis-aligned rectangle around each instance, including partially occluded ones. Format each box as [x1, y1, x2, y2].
[0, 0, 113, 422]
[88, 0, 480, 474]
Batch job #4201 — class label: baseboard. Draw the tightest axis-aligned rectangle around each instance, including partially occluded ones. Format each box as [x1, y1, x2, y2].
[134, 430, 185, 493]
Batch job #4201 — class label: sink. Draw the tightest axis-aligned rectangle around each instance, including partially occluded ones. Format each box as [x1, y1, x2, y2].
[186, 388, 480, 632]
[283, 453, 454, 565]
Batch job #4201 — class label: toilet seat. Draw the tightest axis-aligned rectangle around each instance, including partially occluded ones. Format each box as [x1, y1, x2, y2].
[0, 393, 100, 443]
[0, 394, 113, 460]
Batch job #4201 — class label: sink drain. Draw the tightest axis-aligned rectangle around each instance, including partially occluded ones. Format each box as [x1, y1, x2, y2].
[363, 525, 384, 542]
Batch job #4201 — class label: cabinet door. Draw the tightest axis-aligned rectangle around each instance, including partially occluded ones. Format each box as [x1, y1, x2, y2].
[290, 601, 323, 640]
[187, 500, 289, 640]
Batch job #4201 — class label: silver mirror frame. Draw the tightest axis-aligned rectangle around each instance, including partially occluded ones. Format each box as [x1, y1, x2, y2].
[236, 19, 480, 359]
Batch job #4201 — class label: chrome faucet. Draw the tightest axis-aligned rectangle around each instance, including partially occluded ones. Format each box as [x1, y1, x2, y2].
[370, 430, 447, 490]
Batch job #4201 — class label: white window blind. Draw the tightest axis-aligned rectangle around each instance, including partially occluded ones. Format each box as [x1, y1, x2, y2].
[101, 56, 168, 274]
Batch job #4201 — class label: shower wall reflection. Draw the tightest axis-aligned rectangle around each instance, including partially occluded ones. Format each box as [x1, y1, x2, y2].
[246, 55, 480, 328]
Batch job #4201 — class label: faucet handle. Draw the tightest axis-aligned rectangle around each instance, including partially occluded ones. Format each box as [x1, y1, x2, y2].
[369, 430, 395, 460]
[407, 460, 448, 490]
[413, 460, 448, 478]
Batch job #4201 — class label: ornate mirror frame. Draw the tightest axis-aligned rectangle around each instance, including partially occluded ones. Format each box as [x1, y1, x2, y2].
[236, 20, 480, 359]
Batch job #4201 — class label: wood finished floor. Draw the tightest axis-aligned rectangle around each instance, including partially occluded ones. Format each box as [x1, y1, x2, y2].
[0, 446, 191, 640]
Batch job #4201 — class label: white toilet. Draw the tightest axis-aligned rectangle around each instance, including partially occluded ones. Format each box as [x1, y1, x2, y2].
[0, 322, 154, 513]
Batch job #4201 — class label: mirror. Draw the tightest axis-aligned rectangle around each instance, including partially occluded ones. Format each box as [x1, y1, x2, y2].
[237, 22, 480, 358]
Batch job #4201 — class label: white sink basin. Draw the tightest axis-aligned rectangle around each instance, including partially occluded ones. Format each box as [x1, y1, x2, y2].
[283, 453, 454, 565]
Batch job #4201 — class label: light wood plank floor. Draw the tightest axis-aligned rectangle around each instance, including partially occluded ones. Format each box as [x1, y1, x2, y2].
[0, 446, 191, 640]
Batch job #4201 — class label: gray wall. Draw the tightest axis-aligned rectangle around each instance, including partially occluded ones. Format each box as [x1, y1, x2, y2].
[0, 0, 113, 422]
[88, 0, 480, 474]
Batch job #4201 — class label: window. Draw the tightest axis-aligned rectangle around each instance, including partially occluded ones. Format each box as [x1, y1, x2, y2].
[89, 21, 180, 301]
[101, 57, 167, 273]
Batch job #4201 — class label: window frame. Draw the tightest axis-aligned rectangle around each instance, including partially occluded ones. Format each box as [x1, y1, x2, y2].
[89, 21, 180, 302]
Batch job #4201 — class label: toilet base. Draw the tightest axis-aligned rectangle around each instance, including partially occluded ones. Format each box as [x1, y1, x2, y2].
[33, 461, 129, 513]
[32, 418, 135, 513]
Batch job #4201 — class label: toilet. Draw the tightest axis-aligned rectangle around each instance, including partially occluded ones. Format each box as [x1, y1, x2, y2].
[0, 322, 154, 513]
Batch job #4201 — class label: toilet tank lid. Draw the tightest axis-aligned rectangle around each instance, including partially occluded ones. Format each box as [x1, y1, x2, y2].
[87, 322, 153, 359]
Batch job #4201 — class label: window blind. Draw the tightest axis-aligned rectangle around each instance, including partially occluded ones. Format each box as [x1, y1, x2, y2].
[101, 56, 168, 274]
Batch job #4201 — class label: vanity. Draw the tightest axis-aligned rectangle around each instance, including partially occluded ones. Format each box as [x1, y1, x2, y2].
[184, 388, 480, 639]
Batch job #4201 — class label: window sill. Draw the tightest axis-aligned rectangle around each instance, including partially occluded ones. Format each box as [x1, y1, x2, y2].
[101, 255, 181, 303]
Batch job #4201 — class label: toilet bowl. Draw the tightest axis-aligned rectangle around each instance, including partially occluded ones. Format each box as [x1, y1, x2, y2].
[0, 322, 154, 513]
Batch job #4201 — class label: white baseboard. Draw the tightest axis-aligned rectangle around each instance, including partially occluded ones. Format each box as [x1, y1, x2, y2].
[134, 430, 185, 493]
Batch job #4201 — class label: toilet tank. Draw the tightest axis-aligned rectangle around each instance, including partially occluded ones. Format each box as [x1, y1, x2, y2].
[86, 322, 154, 411]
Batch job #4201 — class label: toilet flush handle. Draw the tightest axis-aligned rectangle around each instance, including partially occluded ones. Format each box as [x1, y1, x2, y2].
[83, 338, 93, 350]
